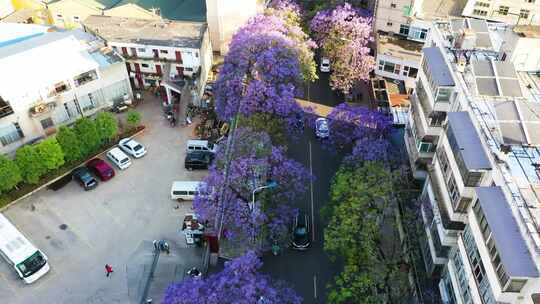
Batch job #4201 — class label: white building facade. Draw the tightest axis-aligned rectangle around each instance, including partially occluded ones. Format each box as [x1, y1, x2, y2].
[462, 0, 540, 25]
[406, 17, 540, 304]
[0, 23, 132, 155]
[83, 16, 212, 103]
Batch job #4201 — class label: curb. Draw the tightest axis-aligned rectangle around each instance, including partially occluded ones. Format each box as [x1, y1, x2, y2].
[0, 127, 146, 212]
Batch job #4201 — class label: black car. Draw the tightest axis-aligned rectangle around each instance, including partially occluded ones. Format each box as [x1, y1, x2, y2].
[185, 151, 211, 170]
[291, 213, 310, 250]
[72, 167, 98, 190]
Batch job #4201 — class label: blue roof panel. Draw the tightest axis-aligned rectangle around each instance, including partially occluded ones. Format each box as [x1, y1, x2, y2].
[476, 187, 539, 278]
[447, 112, 492, 170]
[422, 47, 455, 87]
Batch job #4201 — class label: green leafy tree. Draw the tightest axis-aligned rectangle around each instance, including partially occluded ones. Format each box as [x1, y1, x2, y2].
[35, 138, 65, 171]
[324, 162, 410, 303]
[73, 117, 101, 156]
[15, 145, 46, 184]
[0, 155, 22, 193]
[95, 111, 119, 144]
[239, 113, 288, 147]
[56, 126, 84, 163]
[126, 110, 142, 130]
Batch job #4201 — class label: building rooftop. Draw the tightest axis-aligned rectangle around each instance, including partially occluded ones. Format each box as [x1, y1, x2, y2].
[476, 187, 539, 278]
[513, 25, 540, 39]
[423, 47, 455, 87]
[83, 15, 206, 49]
[377, 33, 423, 62]
[0, 25, 119, 100]
[432, 18, 540, 252]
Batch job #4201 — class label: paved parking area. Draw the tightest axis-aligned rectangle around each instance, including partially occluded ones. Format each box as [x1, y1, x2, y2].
[0, 95, 207, 304]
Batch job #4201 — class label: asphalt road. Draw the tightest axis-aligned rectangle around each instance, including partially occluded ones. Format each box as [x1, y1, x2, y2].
[298, 70, 376, 109]
[261, 130, 345, 304]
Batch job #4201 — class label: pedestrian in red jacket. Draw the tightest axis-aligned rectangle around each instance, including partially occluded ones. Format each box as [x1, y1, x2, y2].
[105, 264, 113, 277]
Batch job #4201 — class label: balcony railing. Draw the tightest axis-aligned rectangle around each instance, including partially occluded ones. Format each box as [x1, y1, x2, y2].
[427, 164, 466, 232]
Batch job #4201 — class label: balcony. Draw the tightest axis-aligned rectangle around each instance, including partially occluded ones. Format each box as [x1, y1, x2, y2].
[74, 70, 98, 87]
[427, 164, 467, 232]
[29, 101, 57, 118]
[0, 97, 14, 119]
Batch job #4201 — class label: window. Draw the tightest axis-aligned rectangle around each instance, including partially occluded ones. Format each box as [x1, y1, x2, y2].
[473, 9, 488, 16]
[185, 67, 194, 72]
[475, 1, 490, 8]
[399, 24, 410, 36]
[73, 16, 80, 22]
[379, 60, 400, 74]
[506, 279, 527, 292]
[0, 123, 23, 146]
[160, 50, 168, 54]
[447, 176, 459, 205]
[40, 118, 54, 130]
[54, 81, 70, 94]
[390, 3, 397, 8]
[386, 22, 393, 26]
[499, 6, 510, 15]
[0, 96, 14, 119]
[141, 63, 149, 68]
[137, 48, 146, 52]
[403, 66, 418, 78]
[409, 27, 428, 41]
[526, 0, 536, 3]
[520, 9, 530, 19]
[74, 70, 98, 87]
[436, 87, 452, 102]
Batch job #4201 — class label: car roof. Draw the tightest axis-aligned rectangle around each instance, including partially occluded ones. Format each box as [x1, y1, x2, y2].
[121, 138, 139, 147]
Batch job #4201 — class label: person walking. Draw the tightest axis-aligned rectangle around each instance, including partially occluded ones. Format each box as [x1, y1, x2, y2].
[105, 264, 113, 277]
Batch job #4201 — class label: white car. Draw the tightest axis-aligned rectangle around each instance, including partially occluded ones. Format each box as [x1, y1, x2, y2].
[315, 117, 329, 139]
[118, 138, 147, 158]
[320, 57, 330, 72]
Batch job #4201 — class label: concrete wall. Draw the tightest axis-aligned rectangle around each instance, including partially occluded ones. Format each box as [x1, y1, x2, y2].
[375, 0, 412, 33]
[48, 0, 100, 28]
[375, 53, 421, 87]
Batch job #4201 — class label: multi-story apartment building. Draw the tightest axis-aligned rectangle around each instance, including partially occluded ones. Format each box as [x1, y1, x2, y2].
[0, 23, 132, 155]
[406, 16, 540, 303]
[83, 15, 212, 104]
[462, 0, 540, 25]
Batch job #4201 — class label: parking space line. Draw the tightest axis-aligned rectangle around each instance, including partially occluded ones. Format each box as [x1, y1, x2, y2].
[313, 275, 317, 299]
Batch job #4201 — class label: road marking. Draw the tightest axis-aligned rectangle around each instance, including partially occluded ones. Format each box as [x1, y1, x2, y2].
[309, 140, 315, 242]
[313, 275, 318, 299]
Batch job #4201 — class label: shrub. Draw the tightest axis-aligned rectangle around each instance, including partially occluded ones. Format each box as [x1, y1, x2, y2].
[95, 111, 119, 144]
[56, 126, 84, 163]
[15, 145, 46, 184]
[0, 155, 22, 193]
[73, 117, 101, 156]
[126, 110, 142, 129]
[35, 137, 65, 171]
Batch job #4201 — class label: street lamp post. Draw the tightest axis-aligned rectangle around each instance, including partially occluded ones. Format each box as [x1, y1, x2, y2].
[250, 181, 278, 212]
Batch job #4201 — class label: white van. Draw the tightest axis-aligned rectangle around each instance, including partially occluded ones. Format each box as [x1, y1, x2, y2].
[107, 147, 131, 170]
[171, 181, 206, 201]
[186, 140, 218, 154]
[0, 214, 50, 284]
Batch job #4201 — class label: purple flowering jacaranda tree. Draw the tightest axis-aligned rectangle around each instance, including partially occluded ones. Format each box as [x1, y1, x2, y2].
[327, 103, 392, 148]
[310, 3, 375, 93]
[193, 128, 310, 245]
[163, 251, 302, 304]
[214, 14, 310, 134]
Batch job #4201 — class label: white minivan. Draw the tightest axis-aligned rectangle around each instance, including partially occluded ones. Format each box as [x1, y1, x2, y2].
[186, 140, 218, 154]
[0, 214, 50, 284]
[106, 147, 132, 170]
[171, 181, 206, 201]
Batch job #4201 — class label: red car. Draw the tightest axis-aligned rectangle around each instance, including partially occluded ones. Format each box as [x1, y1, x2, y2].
[86, 158, 115, 181]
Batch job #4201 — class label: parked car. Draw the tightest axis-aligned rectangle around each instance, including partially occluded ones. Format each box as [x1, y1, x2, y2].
[291, 213, 310, 250]
[106, 147, 132, 170]
[185, 151, 211, 170]
[118, 138, 147, 158]
[86, 158, 115, 181]
[320, 57, 330, 72]
[315, 117, 329, 139]
[72, 167, 98, 191]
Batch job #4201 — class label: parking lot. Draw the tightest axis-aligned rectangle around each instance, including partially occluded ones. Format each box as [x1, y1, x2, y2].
[0, 95, 207, 304]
